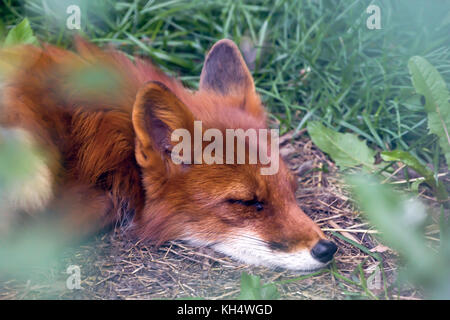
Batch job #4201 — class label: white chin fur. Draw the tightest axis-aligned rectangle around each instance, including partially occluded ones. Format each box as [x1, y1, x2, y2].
[1, 128, 53, 213]
[187, 232, 328, 273]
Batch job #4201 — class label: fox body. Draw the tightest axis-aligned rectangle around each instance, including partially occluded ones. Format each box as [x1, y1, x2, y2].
[0, 38, 337, 272]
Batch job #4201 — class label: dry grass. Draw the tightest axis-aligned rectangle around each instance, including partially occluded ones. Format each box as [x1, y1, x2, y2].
[0, 133, 420, 300]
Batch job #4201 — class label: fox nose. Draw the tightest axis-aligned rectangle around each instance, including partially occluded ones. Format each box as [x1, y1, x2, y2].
[311, 240, 338, 263]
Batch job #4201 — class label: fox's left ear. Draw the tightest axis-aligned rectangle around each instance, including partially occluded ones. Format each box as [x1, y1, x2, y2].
[132, 81, 195, 169]
[200, 39, 264, 118]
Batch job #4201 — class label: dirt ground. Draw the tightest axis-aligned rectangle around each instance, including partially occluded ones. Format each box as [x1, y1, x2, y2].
[0, 132, 415, 300]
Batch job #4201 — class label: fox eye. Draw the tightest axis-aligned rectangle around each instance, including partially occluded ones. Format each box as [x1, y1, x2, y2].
[227, 198, 264, 211]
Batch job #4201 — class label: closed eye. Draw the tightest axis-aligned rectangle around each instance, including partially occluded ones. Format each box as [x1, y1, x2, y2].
[227, 198, 264, 211]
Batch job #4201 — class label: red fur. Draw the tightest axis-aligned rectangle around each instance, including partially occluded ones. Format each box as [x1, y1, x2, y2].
[0, 37, 327, 258]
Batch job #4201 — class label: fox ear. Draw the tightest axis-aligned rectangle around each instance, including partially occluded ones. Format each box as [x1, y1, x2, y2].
[132, 81, 194, 167]
[200, 39, 264, 118]
[200, 39, 254, 94]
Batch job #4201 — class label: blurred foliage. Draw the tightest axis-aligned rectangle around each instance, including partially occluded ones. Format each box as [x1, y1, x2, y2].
[0, 20, 69, 277]
[310, 55, 450, 299]
[0, 222, 68, 277]
[348, 174, 450, 299]
[0, 128, 42, 191]
[0, 129, 68, 278]
[66, 63, 122, 99]
[238, 272, 280, 300]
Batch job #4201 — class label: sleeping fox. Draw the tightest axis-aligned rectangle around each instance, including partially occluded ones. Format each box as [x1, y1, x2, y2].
[0, 38, 337, 273]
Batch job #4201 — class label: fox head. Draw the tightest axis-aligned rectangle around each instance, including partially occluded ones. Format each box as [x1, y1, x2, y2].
[131, 39, 337, 273]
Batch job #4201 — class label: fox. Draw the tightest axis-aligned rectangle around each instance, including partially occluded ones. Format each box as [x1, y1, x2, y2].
[0, 37, 337, 273]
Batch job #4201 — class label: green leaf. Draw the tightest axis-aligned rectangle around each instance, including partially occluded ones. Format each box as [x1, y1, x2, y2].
[3, 18, 38, 47]
[239, 272, 262, 299]
[307, 121, 376, 170]
[238, 272, 279, 300]
[260, 283, 280, 300]
[381, 150, 448, 200]
[408, 56, 450, 168]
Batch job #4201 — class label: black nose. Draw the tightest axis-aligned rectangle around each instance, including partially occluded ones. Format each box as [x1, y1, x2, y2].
[311, 240, 337, 263]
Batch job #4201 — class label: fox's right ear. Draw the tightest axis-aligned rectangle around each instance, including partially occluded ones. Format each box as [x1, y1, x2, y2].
[132, 81, 195, 168]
